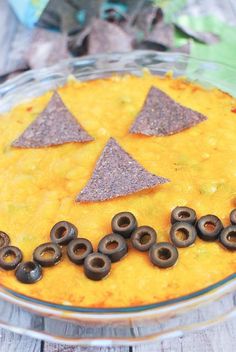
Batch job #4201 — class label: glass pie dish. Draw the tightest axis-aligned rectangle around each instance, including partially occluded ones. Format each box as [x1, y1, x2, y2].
[0, 51, 235, 346]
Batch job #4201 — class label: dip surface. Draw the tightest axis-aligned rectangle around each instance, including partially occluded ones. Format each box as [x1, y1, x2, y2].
[0, 73, 235, 308]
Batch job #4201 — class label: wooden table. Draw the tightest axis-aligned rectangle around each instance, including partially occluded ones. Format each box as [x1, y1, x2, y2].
[0, 1, 235, 351]
[0, 314, 236, 352]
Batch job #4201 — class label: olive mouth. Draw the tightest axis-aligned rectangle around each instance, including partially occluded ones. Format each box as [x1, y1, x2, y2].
[158, 248, 171, 260]
[33, 243, 62, 268]
[131, 226, 157, 252]
[90, 257, 105, 269]
[117, 216, 131, 228]
[67, 239, 93, 265]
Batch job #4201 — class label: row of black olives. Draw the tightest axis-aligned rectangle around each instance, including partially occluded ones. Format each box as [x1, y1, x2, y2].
[0, 221, 81, 284]
[0, 207, 235, 283]
[170, 206, 236, 250]
[0, 215, 178, 283]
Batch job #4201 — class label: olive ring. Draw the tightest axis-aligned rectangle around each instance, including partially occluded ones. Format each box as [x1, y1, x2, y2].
[98, 233, 127, 262]
[170, 222, 197, 248]
[15, 261, 42, 284]
[33, 242, 62, 267]
[171, 206, 197, 225]
[50, 221, 78, 245]
[67, 238, 93, 265]
[196, 214, 223, 241]
[111, 212, 137, 238]
[84, 252, 111, 281]
[131, 226, 157, 251]
[220, 225, 236, 250]
[149, 242, 178, 268]
[0, 246, 23, 270]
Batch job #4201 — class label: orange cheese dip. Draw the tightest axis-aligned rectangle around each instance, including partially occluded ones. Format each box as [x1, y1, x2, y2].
[0, 73, 235, 308]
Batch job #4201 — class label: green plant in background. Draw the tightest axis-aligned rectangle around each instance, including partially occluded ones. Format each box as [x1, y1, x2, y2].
[177, 15, 236, 68]
[177, 15, 236, 97]
[153, 0, 236, 96]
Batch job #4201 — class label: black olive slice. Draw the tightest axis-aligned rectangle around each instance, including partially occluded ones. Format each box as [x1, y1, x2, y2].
[84, 252, 111, 281]
[219, 226, 236, 250]
[131, 226, 157, 251]
[33, 242, 62, 267]
[149, 242, 178, 268]
[111, 212, 137, 238]
[0, 246, 23, 270]
[98, 233, 127, 262]
[50, 221, 78, 245]
[170, 222, 197, 248]
[171, 206, 197, 225]
[67, 238, 93, 265]
[0, 231, 10, 249]
[230, 209, 236, 225]
[15, 261, 42, 284]
[196, 214, 223, 241]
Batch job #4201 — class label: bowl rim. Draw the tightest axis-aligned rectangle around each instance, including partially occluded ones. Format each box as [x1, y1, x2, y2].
[0, 50, 235, 317]
[1, 273, 235, 318]
[0, 50, 236, 89]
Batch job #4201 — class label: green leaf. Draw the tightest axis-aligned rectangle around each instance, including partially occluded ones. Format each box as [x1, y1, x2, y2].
[175, 16, 236, 97]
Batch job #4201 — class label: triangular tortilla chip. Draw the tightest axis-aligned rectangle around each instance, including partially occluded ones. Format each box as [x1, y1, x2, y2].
[130, 86, 207, 136]
[12, 92, 93, 148]
[88, 19, 133, 54]
[77, 137, 169, 202]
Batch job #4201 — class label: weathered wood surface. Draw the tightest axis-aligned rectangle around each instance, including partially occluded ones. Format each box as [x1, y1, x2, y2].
[0, 290, 235, 351]
[0, 314, 236, 351]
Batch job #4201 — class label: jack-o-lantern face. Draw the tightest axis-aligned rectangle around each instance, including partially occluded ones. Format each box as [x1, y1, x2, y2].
[0, 73, 234, 308]
[12, 84, 206, 203]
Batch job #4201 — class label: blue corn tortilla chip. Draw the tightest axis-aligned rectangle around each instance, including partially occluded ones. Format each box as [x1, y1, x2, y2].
[88, 19, 133, 54]
[76, 137, 169, 202]
[12, 92, 93, 148]
[130, 86, 207, 136]
[28, 28, 70, 69]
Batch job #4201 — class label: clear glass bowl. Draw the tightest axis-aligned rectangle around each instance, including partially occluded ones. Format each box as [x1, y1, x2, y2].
[0, 51, 235, 346]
